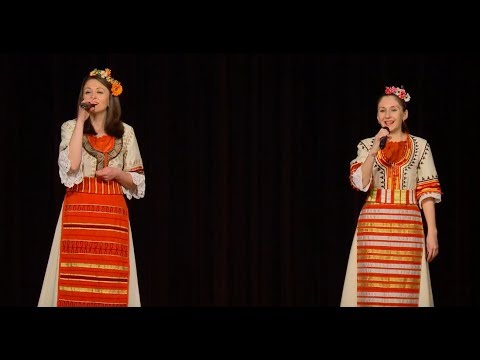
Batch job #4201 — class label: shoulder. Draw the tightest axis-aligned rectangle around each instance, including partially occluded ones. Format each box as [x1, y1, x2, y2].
[60, 119, 77, 135]
[409, 134, 429, 149]
[410, 134, 427, 144]
[61, 119, 77, 129]
[358, 137, 375, 148]
[121, 121, 135, 135]
[120, 122, 139, 145]
[360, 136, 375, 143]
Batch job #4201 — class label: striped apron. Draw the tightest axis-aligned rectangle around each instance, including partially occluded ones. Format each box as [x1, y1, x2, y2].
[356, 188, 424, 307]
[57, 177, 130, 307]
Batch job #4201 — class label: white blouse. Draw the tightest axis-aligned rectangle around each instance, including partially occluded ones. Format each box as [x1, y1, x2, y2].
[57, 119, 146, 200]
[350, 134, 441, 208]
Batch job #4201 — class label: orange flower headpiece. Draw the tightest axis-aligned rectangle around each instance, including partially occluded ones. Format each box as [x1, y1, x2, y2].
[385, 85, 410, 102]
[89, 68, 123, 96]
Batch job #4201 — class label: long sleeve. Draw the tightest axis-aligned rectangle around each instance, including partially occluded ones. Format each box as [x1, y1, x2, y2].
[122, 126, 146, 200]
[58, 120, 84, 188]
[349, 140, 372, 192]
[416, 142, 442, 208]
[351, 166, 371, 192]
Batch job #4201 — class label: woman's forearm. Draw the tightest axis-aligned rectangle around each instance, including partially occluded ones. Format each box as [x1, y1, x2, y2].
[68, 122, 85, 173]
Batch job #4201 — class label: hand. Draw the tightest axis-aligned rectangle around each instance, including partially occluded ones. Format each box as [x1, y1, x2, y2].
[77, 106, 91, 124]
[372, 127, 391, 152]
[425, 230, 439, 263]
[77, 102, 97, 123]
[96, 167, 120, 182]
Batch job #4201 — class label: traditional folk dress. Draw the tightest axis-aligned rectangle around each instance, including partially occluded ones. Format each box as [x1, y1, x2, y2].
[341, 135, 442, 307]
[38, 120, 146, 307]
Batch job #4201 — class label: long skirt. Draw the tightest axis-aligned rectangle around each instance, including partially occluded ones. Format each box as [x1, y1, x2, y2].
[38, 177, 141, 307]
[341, 188, 434, 307]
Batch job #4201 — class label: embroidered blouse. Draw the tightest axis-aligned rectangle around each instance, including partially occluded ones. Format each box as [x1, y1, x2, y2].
[350, 134, 441, 208]
[58, 119, 146, 200]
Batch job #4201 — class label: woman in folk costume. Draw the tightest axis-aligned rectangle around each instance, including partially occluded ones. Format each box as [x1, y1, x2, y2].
[39, 68, 146, 307]
[341, 86, 442, 307]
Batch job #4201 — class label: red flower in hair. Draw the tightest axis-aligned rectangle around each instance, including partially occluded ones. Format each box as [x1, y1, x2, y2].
[385, 85, 410, 102]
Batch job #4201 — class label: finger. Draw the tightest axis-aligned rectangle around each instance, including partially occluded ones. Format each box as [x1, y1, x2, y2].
[427, 249, 438, 262]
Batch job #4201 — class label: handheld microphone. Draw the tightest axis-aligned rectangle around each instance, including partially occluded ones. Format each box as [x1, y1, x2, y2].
[80, 102, 95, 110]
[379, 126, 390, 150]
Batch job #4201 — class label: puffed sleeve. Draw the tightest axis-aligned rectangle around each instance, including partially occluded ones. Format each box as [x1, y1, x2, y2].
[416, 142, 442, 208]
[349, 140, 371, 192]
[58, 120, 84, 188]
[122, 126, 146, 200]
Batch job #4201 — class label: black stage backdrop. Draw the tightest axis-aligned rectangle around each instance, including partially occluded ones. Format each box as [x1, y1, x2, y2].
[0, 53, 476, 307]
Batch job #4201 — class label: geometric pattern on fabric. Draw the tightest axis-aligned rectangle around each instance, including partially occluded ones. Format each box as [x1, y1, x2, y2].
[57, 177, 130, 307]
[366, 188, 417, 206]
[416, 179, 442, 203]
[67, 176, 124, 195]
[357, 195, 424, 307]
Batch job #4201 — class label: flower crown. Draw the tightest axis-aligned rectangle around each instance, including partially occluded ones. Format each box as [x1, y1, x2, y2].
[89, 68, 123, 96]
[385, 85, 410, 102]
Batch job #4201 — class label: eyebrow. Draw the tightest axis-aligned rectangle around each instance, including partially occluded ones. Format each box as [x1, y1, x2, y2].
[378, 105, 400, 109]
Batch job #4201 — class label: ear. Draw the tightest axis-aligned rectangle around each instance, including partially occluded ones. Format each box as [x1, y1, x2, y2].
[403, 109, 409, 121]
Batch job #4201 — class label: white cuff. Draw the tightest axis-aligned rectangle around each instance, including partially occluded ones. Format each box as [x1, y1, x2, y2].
[419, 193, 442, 209]
[58, 147, 83, 188]
[123, 172, 146, 200]
[351, 166, 370, 192]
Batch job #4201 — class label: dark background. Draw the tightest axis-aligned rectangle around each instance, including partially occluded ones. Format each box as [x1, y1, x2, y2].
[0, 52, 476, 307]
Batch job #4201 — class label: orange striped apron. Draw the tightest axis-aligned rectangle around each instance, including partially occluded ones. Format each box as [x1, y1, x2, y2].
[356, 188, 424, 307]
[57, 177, 130, 307]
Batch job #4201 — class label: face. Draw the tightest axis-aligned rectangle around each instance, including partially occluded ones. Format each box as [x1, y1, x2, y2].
[83, 78, 110, 112]
[377, 95, 408, 132]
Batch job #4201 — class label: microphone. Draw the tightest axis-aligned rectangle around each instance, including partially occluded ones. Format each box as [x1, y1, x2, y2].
[379, 126, 390, 150]
[80, 102, 95, 110]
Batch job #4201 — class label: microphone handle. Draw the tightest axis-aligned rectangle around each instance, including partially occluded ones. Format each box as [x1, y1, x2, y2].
[379, 126, 390, 150]
[80, 102, 94, 110]
[379, 136, 388, 150]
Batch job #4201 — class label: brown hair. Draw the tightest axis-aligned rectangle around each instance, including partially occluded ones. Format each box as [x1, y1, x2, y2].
[77, 75, 125, 138]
